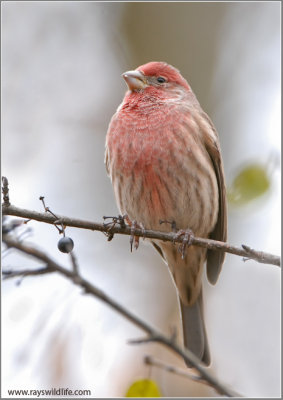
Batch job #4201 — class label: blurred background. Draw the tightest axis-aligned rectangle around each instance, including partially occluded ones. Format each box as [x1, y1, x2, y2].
[2, 1, 280, 397]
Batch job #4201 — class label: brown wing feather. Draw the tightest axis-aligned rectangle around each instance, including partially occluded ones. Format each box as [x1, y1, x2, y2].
[201, 112, 227, 285]
[105, 147, 110, 176]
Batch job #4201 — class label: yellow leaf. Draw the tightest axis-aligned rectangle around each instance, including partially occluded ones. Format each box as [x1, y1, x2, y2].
[125, 379, 162, 397]
[228, 163, 271, 205]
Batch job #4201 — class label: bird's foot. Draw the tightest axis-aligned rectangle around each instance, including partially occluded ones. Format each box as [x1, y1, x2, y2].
[173, 229, 194, 259]
[103, 214, 127, 228]
[128, 219, 145, 251]
[103, 214, 127, 241]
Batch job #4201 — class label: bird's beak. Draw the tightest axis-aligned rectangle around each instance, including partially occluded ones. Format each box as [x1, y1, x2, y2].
[122, 70, 148, 91]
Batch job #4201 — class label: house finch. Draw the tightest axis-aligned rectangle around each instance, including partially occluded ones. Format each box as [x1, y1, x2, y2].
[105, 62, 227, 366]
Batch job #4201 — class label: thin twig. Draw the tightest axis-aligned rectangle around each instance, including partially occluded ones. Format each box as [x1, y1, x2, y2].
[2, 204, 280, 267]
[144, 354, 203, 382]
[144, 355, 241, 396]
[2, 236, 238, 397]
[39, 196, 65, 235]
[2, 266, 51, 279]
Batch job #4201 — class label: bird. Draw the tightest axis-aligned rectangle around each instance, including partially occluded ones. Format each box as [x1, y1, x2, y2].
[105, 61, 227, 366]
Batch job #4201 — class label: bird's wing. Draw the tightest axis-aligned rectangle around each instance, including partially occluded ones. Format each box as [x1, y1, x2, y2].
[201, 112, 227, 284]
[104, 147, 110, 176]
[105, 112, 119, 177]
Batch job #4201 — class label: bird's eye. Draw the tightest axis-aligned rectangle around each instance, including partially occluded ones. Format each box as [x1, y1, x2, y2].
[157, 76, 166, 83]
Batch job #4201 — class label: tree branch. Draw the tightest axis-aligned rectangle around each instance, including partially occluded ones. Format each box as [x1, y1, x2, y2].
[144, 354, 204, 382]
[2, 176, 10, 206]
[2, 236, 238, 397]
[144, 355, 241, 396]
[2, 266, 52, 280]
[2, 204, 280, 267]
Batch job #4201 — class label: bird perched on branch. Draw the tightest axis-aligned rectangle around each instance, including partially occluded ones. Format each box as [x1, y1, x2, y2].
[105, 61, 227, 366]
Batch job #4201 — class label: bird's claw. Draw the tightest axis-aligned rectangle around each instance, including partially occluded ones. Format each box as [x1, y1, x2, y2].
[103, 215, 145, 251]
[103, 214, 128, 241]
[173, 229, 194, 259]
[130, 220, 145, 251]
[103, 214, 127, 228]
[130, 221, 137, 251]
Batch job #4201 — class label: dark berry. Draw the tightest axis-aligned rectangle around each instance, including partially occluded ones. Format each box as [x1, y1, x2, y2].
[57, 237, 74, 253]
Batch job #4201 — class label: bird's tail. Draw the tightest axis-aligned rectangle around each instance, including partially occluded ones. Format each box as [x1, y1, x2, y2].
[180, 289, 210, 367]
